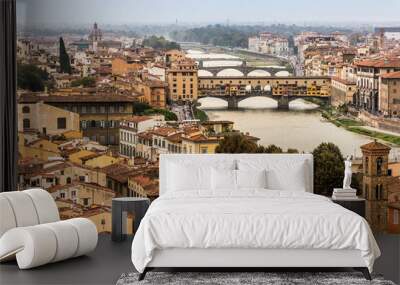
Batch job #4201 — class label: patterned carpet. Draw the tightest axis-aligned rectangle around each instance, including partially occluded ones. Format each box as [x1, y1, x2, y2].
[117, 271, 396, 285]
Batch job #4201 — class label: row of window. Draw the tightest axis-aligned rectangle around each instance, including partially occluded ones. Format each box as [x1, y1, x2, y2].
[364, 157, 384, 176]
[200, 80, 323, 85]
[121, 140, 208, 156]
[90, 134, 116, 144]
[80, 120, 119, 129]
[172, 83, 194, 88]
[172, 89, 194, 95]
[172, 77, 194, 82]
[120, 144, 135, 157]
[120, 130, 137, 144]
[364, 184, 384, 200]
[357, 77, 375, 90]
[153, 138, 165, 148]
[63, 104, 127, 114]
[23, 117, 66, 130]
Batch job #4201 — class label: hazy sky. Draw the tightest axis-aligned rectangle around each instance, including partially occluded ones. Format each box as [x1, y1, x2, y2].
[17, 0, 400, 26]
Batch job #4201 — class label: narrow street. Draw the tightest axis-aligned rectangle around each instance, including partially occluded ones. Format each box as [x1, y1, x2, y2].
[170, 103, 194, 122]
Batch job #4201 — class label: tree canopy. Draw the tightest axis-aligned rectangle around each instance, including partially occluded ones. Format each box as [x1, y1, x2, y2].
[216, 134, 298, 154]
[216, 138, 353, 196]
[312, 142, 345, 196]
[216, 133, 259, 153]
[17, 64, 51, 92]
[59, 37, 72, 74]
[170, 24, 353, 49]
[142, 36, 180, 50]
[257, 144, 284, 153]
[71, 77, 96, 88]
[133, 101, 177, 121]
[171, 25, 249, 48]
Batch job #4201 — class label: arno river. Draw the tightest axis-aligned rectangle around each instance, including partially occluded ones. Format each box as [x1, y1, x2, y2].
[198, 97, 400, 159]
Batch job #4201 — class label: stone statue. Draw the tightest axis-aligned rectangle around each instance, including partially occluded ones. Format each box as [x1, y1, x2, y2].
[343, 155, 353, 190]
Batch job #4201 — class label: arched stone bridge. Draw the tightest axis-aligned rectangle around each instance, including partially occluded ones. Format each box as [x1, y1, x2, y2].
[198, 62, 291, 77]
[198, 93, 330, 110]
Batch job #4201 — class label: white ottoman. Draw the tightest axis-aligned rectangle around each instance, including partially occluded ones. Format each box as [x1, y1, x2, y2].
[0, 189, 98, 269]
[0, 218, 98, 269]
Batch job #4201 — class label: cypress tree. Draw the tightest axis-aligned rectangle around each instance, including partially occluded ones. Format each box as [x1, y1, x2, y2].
[59, 37, 72, 74]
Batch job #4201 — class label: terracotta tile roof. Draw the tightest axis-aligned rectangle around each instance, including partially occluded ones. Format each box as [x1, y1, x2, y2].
[166, 133, 183, 143]
[80, 182, 116, 193]
[81, 205, 112, 218]
[182, 126, 201, 135]
[48, 183, 78, 193]
[143, 79, 167, 88]
[49, 181, 115, 194]
[331, 76, 356, 85]
[201, 120, 234, 125]
[182, 134, 221, 143]
[381, 71, 400, 79]
[130, 175, 159, 197]
[361, 140, 391, 151]
[42, 162, 70, 173]
[80, 153, 102, 162]
[137, 131, 153, 140]
[355, 58, 400, 68]
[132, 157, 147, 165]
[152, 127, 177, 137]
[19, 93, 139, 103]
[123, 116, 153, 123]
[130, 175, 153, 187]
[102, 163, 136, 183]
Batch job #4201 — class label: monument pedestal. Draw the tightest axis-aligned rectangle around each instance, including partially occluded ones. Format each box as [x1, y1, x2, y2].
[332, 188, 357, 200]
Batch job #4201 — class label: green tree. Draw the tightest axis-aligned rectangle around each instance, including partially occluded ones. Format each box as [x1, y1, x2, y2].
[312, 142, 345, 196]
[132, 101, 177, 121]
[17, 64, 50, 92]
[142, 36, 180, 50]
[143, 108, 178, 121]
[287, 148, 299, 153]
[71, 77, 96, 88]
[216, 133, 258, 153]
[59, 37, 72, 74]
[264, 144, 284, 153]
[133, 102, 152, 114]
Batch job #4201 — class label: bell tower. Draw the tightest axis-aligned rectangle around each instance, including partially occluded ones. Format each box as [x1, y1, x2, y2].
[89, 22, 102, 52]
[361, 140, 391, 232]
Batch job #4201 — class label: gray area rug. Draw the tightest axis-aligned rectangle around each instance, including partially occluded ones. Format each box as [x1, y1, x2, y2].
[116, 272, 395, 285]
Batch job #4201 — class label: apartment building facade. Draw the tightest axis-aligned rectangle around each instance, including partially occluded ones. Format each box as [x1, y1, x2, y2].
[119, 116, 163, 158]
[379, 71, 400, 117]
[355, 58, 400, 114]
[166, 58, 199, 102]
[19, 92, 139, 146]
[331, 77, 357, 107]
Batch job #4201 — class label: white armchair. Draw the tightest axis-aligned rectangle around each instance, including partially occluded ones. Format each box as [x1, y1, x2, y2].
[0, 188, 98, 269]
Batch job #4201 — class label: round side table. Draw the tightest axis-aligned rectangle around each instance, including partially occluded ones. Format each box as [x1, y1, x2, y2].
[111, 197, 150, 242]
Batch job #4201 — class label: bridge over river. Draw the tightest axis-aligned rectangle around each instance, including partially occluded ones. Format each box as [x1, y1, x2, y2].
[198, 63, 291, 77]
[197, 76, 332, 110]
[198, 93, 330, 110]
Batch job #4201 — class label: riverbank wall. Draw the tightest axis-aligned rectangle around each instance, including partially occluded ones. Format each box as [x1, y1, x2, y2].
[358, 111, 400, 134]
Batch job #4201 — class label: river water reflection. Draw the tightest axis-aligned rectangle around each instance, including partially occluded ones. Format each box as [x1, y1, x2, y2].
[198, 97, 400, 159]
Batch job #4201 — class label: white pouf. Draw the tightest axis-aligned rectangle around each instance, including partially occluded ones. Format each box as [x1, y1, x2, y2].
[0, 189, 98, 269]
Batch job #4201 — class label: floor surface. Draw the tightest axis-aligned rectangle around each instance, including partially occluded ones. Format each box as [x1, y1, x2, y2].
[1, 233, 399, 285]
[0, 234, 134, 285]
